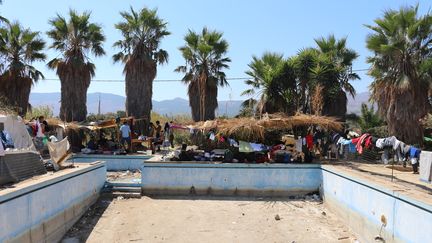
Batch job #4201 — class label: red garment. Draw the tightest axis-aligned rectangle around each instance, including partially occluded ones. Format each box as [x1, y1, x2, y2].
[356, 133, 370, 154]
[351, 137, 360, 144]
[364, 136, 373, 149]
[305, 135, 313, 150]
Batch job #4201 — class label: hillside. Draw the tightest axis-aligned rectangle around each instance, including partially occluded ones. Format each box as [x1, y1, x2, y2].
[29, 91, 371, 117]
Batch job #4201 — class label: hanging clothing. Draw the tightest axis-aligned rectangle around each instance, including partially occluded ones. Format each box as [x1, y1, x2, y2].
[375, 138, 385, 149]
[364, 136, 373, 149]
[305, 135, 314, 150]
[410, 147, 421, 159]
[295, 138, 303, 152]
[355, 133, 370, 154]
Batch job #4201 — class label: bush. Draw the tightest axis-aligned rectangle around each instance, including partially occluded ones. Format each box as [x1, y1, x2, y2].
[26, 105, 53, 119]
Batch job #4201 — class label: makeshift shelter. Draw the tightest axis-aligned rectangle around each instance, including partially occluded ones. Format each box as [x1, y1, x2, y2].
[0, 114, 46, 185]
[190, 113, 343, 142]
[0, 114, 35, 151]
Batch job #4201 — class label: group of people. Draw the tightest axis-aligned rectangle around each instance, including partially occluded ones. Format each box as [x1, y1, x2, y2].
[26, 116, 51, 152]
[119, 120, 175, 152]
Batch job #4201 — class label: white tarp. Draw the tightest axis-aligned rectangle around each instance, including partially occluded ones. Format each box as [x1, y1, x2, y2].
[47, 137, 70, 166]
[419, 151, 432, 182]
[0, 115, 35, 151]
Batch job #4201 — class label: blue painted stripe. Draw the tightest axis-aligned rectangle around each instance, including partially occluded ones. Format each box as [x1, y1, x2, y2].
[321, 167, 432, 214]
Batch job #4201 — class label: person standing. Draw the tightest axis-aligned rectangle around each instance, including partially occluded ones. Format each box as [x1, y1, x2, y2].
[34, 116, 46, 152]
[120, 121, 131, 150]
[152, 121, 162, 151]
[169, 121, 174, 148]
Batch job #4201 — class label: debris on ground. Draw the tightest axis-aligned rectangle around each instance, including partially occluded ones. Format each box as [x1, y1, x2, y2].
[106, 170, 141, 181]
[275, 214, 281, 220]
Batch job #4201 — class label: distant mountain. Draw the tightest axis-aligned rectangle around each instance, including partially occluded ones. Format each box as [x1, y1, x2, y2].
[29, 91, 370, 117]
[29, 92, 243, 117]
[346, 91, 372, 114]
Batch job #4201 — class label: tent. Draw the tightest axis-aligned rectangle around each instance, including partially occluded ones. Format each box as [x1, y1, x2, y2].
[0, 114, 35, 151]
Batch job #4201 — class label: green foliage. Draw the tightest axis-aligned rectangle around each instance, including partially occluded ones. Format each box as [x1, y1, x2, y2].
[358, 103, 384, 130]
[0, 21, 46, 82]
[175, 27, 231, 121]
[236, 98, 257, 118]
[242, 53, 297, 115]
[173, 130, 192, 146]
[113, 7, 170, 65]
[47, 9, 105, 73]
[242, 35, 359, 117]
[26, 105, 53, 120]
[366, 5, 432, 144]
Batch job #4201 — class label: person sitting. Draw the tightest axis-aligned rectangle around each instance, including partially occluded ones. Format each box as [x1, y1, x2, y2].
[0, 122, 14, 149]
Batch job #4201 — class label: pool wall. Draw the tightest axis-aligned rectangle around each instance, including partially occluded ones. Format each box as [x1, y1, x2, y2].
[0, 162, 106, 243]
[141, 163, 322, 196]
[70, 154, 150, 171]
[321, 166, 432, 243]
[141, 162, 432, 242]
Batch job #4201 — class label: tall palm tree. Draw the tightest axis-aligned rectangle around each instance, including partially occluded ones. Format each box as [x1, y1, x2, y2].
[242, 53, 297, 116]
[313, 35, 359, 118]
[366, 5, 432, 144]
[175, 28, 231, 121]
[113, 7, 169, 134]
[0, 22, 45, 115]
[293, 48, 318, 113]
[47, 9, 105, 122]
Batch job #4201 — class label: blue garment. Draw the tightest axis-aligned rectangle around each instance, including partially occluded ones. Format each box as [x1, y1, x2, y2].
[0, 131, 13, 147]
[250, 143, 266, 152]
[228, 138, 238, 147]
[119, 125, 131, 138]
[409, 147, 421, 159]
[348, 142, 356, 153]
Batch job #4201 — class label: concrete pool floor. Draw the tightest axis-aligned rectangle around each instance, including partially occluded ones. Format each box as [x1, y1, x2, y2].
[62, 195, 357, 243]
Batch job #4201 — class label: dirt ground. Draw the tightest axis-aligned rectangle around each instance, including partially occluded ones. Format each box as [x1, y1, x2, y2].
[63, 195, 357, 243]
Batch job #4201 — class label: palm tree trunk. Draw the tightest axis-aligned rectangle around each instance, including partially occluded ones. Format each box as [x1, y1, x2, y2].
[58, 64, 90, 122]
[0, 75, 32, 116]
[188, 82, 201, 122]
[125, 58, 156, 135]
[383, 87, 428, 145]
[204, 83, 218, 120]
[188, 79, 219, 121]
[322, 89, 347, 120]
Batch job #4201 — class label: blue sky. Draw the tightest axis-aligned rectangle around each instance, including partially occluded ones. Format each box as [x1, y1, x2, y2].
[1, 0, 430, 101]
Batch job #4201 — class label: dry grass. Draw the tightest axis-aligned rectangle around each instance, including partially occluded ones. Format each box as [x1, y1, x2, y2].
[191, 113, 343, 141]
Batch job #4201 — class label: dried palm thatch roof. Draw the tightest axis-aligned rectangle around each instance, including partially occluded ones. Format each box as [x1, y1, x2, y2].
[191, 113, 343, 141]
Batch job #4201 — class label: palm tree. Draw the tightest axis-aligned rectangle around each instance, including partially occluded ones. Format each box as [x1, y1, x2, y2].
[113, 7, 170, 134]
[175, 28, 231, 121]
[313, 35, 359, 118]
[366, 5, 432, 144]
[293, 48, 318, 113]
[242, 53, 297, 116]
[0, 22, 45, 115]
[47, 9, 105, 122]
